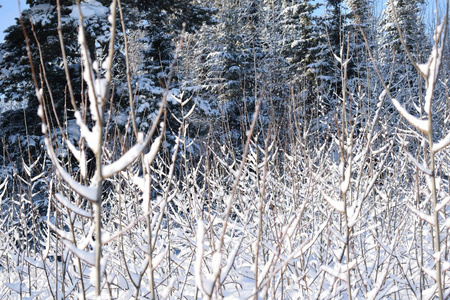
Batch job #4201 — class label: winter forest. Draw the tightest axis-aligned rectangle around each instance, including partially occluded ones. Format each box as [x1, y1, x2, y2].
[0, 0, 449, 298]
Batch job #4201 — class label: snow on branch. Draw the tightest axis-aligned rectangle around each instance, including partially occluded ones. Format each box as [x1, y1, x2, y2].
[61, 239, 95, 266]
[433, 131, 450, 153]
[341, 165, 351, 194]
[102, 134, 149, 178]
[65, 139, 88, 179]
[321, 191, 345, 213]
[74, 111, 100, 154]
[55, 193, 92, 218]
[195, 221, 212, 297]
[391, 99, 429, 133]
[0, 177, 8, 203]
[103, 123, 165, 179]
[44, 137, 97, 202]
[405, 151, 432, 175]
[321, 260, 357, 282]
[407, 204, 435, 225]
[436, 196, 450, 212]
[423, 19, 445, 114]
[220, 239, 243, 285]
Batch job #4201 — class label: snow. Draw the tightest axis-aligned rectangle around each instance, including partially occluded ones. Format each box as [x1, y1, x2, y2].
[407, 204, 435, 225]
[321, 191, 345, 213]
[378, 89, 387, 102]
[211, 251, 222, 279]
[142, 140, 160, 167]
[4, 282, 26, 293]
[340, 165, 351, 194]
[433, 131, 450, 153]
[405, 151, 432, 176]
[391, 98, 429, 133]
[152, 248, 168, 270]
[62, 239, 95, 266]
[140, 173, 150, 213]
[195, 220, 209, 296]
[37, 104, 43, 119]
[367, 245, 393, 300]
[436, 196, 450, 212]
[95, 77, 109, 101]
[55, 193, 92, 218]
[70, 0, 109, 20]
[424, 19, 445, 114]
[30, 4, 54, 26]
[102, 134, 150, 178]
[44, 136, 98, 202]
[0, 177, 7, 202]
[418, 63, 429, 77]
[2, 2, 450, 299]
[446, 218, 450, 229]
[66, 139, 81, 162]
[75, 111, 99, 154]
[220, 240, 242, 284]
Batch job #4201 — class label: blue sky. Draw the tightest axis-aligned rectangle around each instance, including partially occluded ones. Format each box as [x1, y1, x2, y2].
[0, 0, 28, 42]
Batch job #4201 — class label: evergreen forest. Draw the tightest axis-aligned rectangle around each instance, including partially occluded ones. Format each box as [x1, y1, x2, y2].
[0, 0, 450, 298]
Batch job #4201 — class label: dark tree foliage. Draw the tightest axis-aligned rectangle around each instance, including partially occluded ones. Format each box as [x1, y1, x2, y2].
[378, 0, 429, 108]
[27, 0, 74, 6]
[111, 0, 214, 144]
[279, 0, 320, 120]
[0, 0, 213, 158]
[188, 0, 263, 147]
[346, 0, 375, 84]
[0, 4, 81, 136]
[0, 0, 432, 160]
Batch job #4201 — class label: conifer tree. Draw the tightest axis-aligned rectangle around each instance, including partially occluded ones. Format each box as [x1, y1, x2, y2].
[346, 0, 375, 83]
[0, 0, 213, 150]
[313, 0, 347, 114]
[279, 0, 320, 120]
[280, 0, 319, 81]
[344, 0, 379, 120]
[378, 0, 429, 102]
[184, 0, 263, 146]
[0, 0, 110, 146]
[109, 0, 213, 142]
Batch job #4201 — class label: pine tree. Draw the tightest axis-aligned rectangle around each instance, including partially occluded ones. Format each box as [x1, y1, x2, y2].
[346, 0, 375, 82]
[280, 0, 319, 81]
[111, 0, 213, 143]
[379, 0, 427, 61]
[378, 0, 429, 102]
[278, 0, 320, 121]
[344, 0, 378, 121]
[313, 0, 347, 114]
[0, 0, 110, 145]
[0, 0, 213, 145]
[183, 0, 264, 146]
